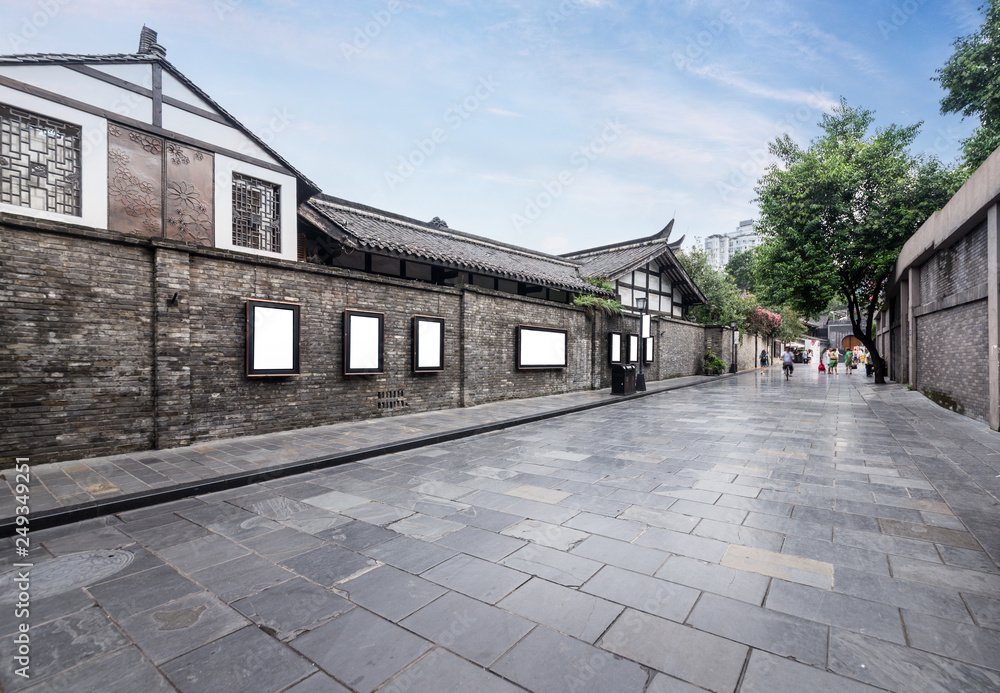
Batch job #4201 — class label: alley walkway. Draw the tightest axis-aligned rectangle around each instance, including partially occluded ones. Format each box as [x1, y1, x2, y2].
[2, 366, 999, 692]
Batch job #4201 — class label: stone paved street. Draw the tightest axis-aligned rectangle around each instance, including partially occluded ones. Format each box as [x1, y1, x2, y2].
[2, 366, 1000, 692]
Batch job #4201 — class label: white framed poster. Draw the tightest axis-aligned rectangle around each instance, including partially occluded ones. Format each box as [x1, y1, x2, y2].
[608, 332, 622, 365]
[344, 310, 384, 374]
[644, 337, 654, 363]
[413, 316, 445, 372]
[246, 300, 300, 376]
[628, 333, 639, 363]
[517, 325, 568, 369]
[641, 314, 651, 339]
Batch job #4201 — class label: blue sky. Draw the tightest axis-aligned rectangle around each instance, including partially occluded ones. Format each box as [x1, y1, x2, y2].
[1, 0, 985, 255]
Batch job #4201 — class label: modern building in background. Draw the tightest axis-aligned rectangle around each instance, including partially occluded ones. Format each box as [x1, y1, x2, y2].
[704, 219, 758, 270]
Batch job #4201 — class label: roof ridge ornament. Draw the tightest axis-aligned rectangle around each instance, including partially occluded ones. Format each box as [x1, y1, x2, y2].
[138, 26, 166, 58]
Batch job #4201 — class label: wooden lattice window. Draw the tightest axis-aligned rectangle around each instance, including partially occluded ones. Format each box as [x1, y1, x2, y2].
[232, 172, 280, 252]
[0, 103, 81, 216]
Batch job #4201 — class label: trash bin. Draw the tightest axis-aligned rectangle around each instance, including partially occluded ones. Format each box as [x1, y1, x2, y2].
[611, 364, 636, 395]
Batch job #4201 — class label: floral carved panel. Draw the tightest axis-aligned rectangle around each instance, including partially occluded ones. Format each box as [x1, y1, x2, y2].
[164, 142, 214, 247]
[108, 124, 163, 238]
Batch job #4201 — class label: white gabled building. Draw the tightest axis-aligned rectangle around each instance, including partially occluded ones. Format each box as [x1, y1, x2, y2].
[0, 27, 318, 263]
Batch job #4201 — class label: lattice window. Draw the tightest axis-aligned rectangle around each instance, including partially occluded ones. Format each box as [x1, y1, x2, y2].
[0, 104, 81, 216]
[232, 172, 280, 252]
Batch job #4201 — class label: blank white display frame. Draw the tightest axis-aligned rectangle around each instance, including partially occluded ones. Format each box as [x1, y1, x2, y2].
[344, 310, 384, 375]
[644, 336, 654, 363]
[628, 333, 639, 363]
[608, 332, 623, 365]
[246, 300, 300, 377]
[516, 325, 568, 369]
[413, 316, 445, 372]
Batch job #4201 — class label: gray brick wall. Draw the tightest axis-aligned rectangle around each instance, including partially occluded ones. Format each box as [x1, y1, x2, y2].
[1, 224, 155, 461]
[2, 218, 718, 462]
[183, 252, 464, 446]
[916, 299, 989, 423]
[461, 288, 593, 406]
[658, 318, 706, 377]
[920, 220, 987, 302]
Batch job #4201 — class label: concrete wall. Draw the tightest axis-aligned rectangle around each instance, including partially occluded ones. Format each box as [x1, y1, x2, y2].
[3, 216, 745, 463]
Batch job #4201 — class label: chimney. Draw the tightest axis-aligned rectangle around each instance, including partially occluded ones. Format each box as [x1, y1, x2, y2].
[137, 26, 166, 58]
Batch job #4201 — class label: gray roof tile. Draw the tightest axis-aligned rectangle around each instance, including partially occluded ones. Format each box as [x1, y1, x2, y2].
[307, 196, 604, 294]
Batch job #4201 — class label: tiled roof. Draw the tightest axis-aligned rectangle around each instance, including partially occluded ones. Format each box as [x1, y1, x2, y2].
[0, 53, 157, 64]
[306, 196, 609, 295]
[568, 242, 664, 279]
[0, 51, 320, 196]
[562, 222, 706, 305]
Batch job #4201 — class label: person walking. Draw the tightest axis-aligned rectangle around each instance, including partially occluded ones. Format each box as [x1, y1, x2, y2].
[828, 348, 839, 374]
[846, 348, 854, 375]
[759, 349, 769, 375]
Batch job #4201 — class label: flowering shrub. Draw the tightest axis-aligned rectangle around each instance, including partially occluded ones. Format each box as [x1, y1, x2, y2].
[746, 307, 782, 338]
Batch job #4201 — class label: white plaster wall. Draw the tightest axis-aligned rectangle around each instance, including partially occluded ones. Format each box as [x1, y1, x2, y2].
[90, 64, 153, 91]
[0, 84, 107, 229]
[214, 154, 297, 262]
[160, 71, 212, 110]
[162, 104, 278, 165]
[0, 65, 152, 122]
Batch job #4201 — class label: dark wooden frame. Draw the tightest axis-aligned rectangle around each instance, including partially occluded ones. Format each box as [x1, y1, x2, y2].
[246, 299, 300, 376]
[628, 333, 640, 363]
[516, 325, 568, 370]
[344, 310, 385, 375]
[608, 332, 623, 365]
[644, 337, 654, 364]
[413, 315, 445, 372]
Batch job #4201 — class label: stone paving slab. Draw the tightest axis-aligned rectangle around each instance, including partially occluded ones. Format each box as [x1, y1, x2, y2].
[0, 376, 714, 521]
[2, 368, 1000, 691]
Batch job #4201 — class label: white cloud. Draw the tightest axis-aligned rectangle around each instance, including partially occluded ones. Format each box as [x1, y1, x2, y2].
[684, 63, 840, 110]
[486, 107, 525, 118]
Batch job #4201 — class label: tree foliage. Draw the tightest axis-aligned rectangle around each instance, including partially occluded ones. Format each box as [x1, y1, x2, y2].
[677, 250, 744, 325]
[774, 305, 806, 344]
[725, 249, 756, 291]
[935, 0, 1000, 170]
[754, 100, 964, 383]
[745, 306, 782, 339]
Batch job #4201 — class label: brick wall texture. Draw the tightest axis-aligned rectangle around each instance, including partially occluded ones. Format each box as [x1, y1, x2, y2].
[906, 219, 991, 422]
[1, 224, 156, 461]
[916, 299, 989, 423]
[2, 220, 749, 463]
[920, 221, 987, 302]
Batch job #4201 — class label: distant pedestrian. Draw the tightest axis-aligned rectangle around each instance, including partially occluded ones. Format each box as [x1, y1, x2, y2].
[759, 349, 769, 374]
[846, 349, 854, 375]
[828, 348, 839, 374]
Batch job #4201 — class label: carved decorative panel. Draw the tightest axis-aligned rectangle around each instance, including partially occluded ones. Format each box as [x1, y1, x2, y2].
[108, 124, 162, 238]
[164, 142, 214, 246]
[107, 125, 214, 247]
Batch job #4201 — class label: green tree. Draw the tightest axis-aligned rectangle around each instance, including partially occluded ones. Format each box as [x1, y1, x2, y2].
[774, 305, 806, 344]
[725, 249, 756, 291]
[754, 100, 963, 383]
[677, 249, 744, 325]
[935, 0, 1000, 170]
